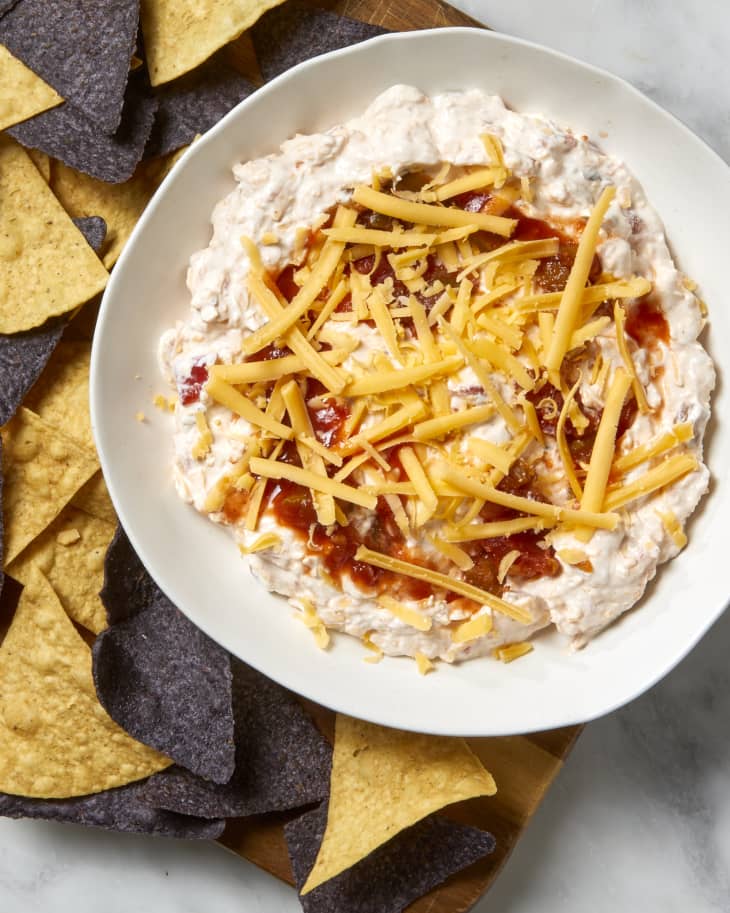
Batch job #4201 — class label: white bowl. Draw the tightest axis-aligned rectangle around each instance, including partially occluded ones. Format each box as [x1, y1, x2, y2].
[91, 27, 730, 736]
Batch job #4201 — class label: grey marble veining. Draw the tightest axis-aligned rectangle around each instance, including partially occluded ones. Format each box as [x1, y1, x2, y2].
[1, 2, 728, 910]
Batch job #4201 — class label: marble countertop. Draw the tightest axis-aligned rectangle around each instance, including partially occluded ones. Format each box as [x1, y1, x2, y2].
[2, 2, 729, 910]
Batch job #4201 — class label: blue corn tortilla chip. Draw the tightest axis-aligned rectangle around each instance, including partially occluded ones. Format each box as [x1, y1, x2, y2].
[0, 0, 139, 133]
[0, 319, 64, 427]
[286, 805, 496, 913]
[0, 780, 224, 839]
[94, 530, 235, 783]
[145, 54, 253, 159]
[140, 659, 331, 818]
[252, 2, 386, 82]
[0, 1, 20, 15]
[100, 524, 165, 624]
[8, 73, 157, 183]
[73, 216, 107, 254]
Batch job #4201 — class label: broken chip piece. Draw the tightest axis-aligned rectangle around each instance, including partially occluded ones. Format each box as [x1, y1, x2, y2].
[94, 552, 235, 782]
[8, 72, 158, 183]
[1, 407, 98, 565]
[286, 803, 496, 913]
[252, 2, 386, 82]
[0, 137, 108, 333]
[0, 0, 140, 133]
[301, 715, 496, 893]
[0, 45, 62, 132]
[0, 567, 171, 798]
[0, 781, 224, 840]
[140, 658, 331, 818]
[141, 0, 286, 86]
[145, 54, 253, 159]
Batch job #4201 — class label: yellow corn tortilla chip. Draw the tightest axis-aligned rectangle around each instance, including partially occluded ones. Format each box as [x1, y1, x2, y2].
[23, 339, 93, 450]
[27, 149, 52, 183]
[140, 0, 286, 86]
[301, 714, 497, 894]
[7, 505, 114, 634]
[71, 471, 117, 525]
[0, 45, 63, 131]
[0, 566, 171, 797]
[0, 138, 108, 333]
[1, 408, 98, 565]
[50, 156, 173, 269]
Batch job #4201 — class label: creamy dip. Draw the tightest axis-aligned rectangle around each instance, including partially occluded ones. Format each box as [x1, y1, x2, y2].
[159, 85, 713, 663]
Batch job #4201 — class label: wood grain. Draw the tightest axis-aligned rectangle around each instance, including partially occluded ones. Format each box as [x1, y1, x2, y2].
[220, 3, 581, 910]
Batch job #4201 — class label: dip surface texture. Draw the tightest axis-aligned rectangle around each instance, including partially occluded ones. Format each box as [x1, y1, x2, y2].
[160, 85, 713, 663]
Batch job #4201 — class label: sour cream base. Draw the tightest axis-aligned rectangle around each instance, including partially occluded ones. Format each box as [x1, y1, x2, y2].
[159, 85, 713, 663]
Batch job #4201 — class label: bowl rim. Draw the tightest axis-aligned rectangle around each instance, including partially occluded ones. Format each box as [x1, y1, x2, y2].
[91, 25, 730, 736]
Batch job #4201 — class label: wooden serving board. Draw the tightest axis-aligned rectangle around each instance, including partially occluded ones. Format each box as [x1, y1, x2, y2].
[219, 2, 583, 910]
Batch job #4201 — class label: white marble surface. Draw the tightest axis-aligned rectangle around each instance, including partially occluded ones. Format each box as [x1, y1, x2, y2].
[2, 2, 729, 911]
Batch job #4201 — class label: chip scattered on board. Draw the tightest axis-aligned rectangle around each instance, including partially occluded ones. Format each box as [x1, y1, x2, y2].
[0, 138, 108, 333]
[1, 407, 98, 566]
[0, 567, 171, 798]
[0, 0, 139, 133]
[95, 540, 235, 782]
[140, 0, 287, 86]
[0, 45, 62, 132]
[145, 53, 253, 158]
[50, 154, 176, 268]
[301, 715, 496, 893]
[286, 803, 496, 913]
[141, 659, 331, 818]
[0, 782, 225, 839]
[252, 1, 386, 81]
[7, 505, 115, 634]
[23, 339, 93, 449]
[8, 73, 158, 183]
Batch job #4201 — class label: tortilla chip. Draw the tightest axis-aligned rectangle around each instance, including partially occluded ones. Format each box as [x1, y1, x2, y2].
[0, 138, 108, 333]
[145, 54, 253, 158]
[0, 566, 170, 798]
[0, 319, 65, 427]
[141, 659, 331, 818]
[1, 407, 98, 565]
[301, 715, 496, 893]
[72, 216, 107, 254]
[0, 45, 62, 131]
[26, 148, 51, 182]
[94, 568, 235, 782]
[8, 73, 158, 184]
[287, 806, 496, 913]
[23, 340, 93, 450]
[140, 0, 286, 86]
[100, 525, 161, 624]
[50, 155, 170, 268]
[7, 505, 115, 634]
[0, 782, 224, 839]
[0, 1, 19, 14]
[0, 0, 139, 133]
[71, 471, 117, 525]
[252, 2, 386, 82]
